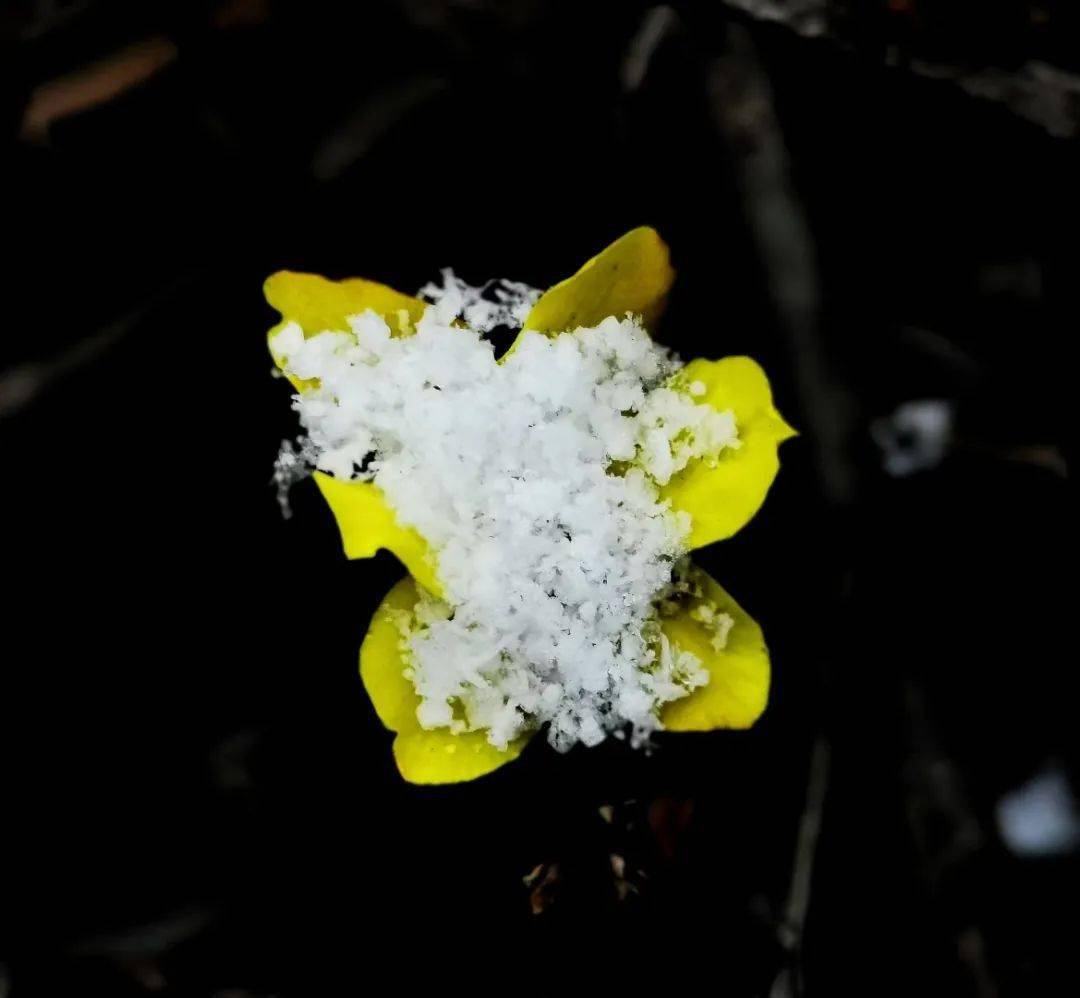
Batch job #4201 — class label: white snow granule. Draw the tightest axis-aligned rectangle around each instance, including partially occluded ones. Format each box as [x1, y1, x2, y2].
[418, 269, 542, 333]
[272, 436, 316, 518]
[272, 296, 739, 751]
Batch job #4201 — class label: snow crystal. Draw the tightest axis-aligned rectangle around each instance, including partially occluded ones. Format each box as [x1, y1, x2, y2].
[418, 269, 542, 333]
[272, 436, 316, 519]
[690, 601, 736, 651]
[272, 302, 739, 750]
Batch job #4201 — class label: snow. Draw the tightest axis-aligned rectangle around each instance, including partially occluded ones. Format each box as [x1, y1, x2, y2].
[271, 296, 739, 750]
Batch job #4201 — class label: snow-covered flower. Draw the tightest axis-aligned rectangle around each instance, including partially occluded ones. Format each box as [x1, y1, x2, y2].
[265, 228, 795, 783]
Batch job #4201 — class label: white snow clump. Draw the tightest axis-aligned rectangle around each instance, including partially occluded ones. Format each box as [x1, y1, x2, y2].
[271, 289, 739, 750]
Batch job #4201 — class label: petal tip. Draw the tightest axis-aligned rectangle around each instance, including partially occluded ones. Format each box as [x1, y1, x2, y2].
[775, 413, 799, 443]
[263, 269, 300, 313]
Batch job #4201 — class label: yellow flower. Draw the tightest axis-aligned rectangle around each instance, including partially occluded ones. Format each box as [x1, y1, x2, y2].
[265, 228, 795, 783]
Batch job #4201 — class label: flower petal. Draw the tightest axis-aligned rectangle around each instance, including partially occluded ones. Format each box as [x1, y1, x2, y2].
[392, 729, 528, 785]
[314, 472, 442, 598]
[359, 575, 427, 733]
[265, 271, 426, 336]
[263, 274, 442, 586]
[661, 356, 795, 549]
[361, 576, 528, 783]
[264, 271, 427, 389]
[660, 566, 770, 731]
[520, 226, 675, 337]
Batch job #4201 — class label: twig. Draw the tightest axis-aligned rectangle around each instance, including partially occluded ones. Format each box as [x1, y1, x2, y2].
[621, 5, 679, 93]
[707, 21, 858, 504]
[771, 732, 831, 998]
[0, 279, 192, 419]
[717, 1, 1080, 138]
[20, 36, 178, 144]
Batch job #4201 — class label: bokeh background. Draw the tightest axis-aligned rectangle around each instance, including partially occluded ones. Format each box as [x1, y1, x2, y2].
[2, 2, 1077, 995]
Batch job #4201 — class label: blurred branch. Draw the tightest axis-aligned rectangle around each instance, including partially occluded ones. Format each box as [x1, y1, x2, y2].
[771, 732, 830, 998]
[7, 0, 94, 42]
[311, 76, 447, 181]
[719, 0, 1080, 138]
[0, 317, 131, 419]
[20, 36, 176, 143]
[0, 282, 189, 419]
[708, 22, 858, 504]
[72, 905, 216, 993]
[721, 0, 830, 37]
[621, 5, 679, 92]
[902, 679, 998, 998]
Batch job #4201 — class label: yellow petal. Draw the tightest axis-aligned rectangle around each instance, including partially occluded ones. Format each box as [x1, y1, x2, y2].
[265, 271, 426, 336]
[360, 576, 528, 783]
[661, 356, 795, 549]
[392, 729, 528, 785]
[264, 271, 428, 390]
[660, 566, 770, 731]
[266, 275, 443, 589]
[359, 576, 427, 733]
[314, 471, 443, 598]
[509, 227, 674, 354]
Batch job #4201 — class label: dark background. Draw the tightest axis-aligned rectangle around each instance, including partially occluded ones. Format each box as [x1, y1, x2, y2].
[1, 2, 1077, 995]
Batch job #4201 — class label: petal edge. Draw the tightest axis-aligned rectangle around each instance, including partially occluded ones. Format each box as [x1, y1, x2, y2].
[661, 356, 795, 548]
[360, 576, 529, 783]
[314, 472, 442, 597]
[264, 271, 427, 389]
[660, 566, 770, 731]
[392, 729, 528, 785]
[509, 227, 674, 354]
